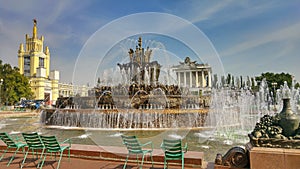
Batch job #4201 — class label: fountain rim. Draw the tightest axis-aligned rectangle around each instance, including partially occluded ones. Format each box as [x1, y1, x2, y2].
[42, 108, 209, 114]
[43, 125, 215, 131]
[42, 123, 243, 132]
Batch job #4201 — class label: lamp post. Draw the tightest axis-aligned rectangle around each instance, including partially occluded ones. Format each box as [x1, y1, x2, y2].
[271, 82, 277, 102]
[271, 82, 277, 109]
[0, 78, 3, 107]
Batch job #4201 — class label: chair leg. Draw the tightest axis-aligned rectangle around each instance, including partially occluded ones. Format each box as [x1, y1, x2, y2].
[164, 158, 167, 169]
[136, 154, 139, 166]
[0, 148, 8, 161]
[7, 147, 20, 166]
[31, 149, 35, 159]
[21, 149, 30, 169]
[68, 147, 71, 161]
[182, 156, 184, 169]
[150, 152, 154, 168]
[37, 148, 45, 168]
[39, 153, 47, 169]
[123, 154, 129, 169]
[56, 152, 64, 169]
[140, 154, 145, 169]
[21, 147, 26, 155]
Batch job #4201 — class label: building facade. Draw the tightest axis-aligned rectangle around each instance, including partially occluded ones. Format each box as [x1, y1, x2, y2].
[172, 57, 212, 94]
[18, 19, 59, 104]
[18, 19, 90, 104]
[58, 83, 89, 97]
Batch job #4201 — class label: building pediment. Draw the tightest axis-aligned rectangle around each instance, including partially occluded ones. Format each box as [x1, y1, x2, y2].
[176, 57, 198, 68]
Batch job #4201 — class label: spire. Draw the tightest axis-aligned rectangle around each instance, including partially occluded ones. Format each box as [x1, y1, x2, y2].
[138, 37, 142, 50]
[40, 35, 44, 41]
[45, 46, 50, 55]
[33, 19, 37, 38]
[18, 43, 24, 53]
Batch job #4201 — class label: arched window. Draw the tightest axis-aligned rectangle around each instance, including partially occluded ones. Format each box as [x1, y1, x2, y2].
[39, 57, 44, 68]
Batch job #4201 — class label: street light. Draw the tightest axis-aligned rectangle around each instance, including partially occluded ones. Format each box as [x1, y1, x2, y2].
[0, 78, 3, 107]
[271, 82, 277, 106]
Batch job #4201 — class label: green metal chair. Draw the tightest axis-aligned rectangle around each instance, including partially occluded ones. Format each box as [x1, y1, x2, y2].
[39, 135, 71, 169]
[121, 135, 154, 169]
[0, 132, 26, 166]
[160, 139, 188, 169]
[21, 132, 45, 169]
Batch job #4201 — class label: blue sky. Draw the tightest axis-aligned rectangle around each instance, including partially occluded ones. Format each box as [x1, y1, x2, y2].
[0, 0, 299, 84]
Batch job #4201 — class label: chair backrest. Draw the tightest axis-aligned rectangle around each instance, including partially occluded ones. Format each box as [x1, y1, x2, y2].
[40, 135, 61, 152]
[121, 135, 142, 153]
[0, 132, 17, 148]
[161, 139, 184, 159]
[22, 132, 44, 149]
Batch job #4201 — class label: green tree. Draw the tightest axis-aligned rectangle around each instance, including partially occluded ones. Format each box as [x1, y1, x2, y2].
[255, 72, 294, 91]
[0, 60, 33, 105]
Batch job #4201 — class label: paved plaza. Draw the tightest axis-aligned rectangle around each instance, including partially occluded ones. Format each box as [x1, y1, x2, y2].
[0, 152, 214, 169]
[0, 143, 212, 169]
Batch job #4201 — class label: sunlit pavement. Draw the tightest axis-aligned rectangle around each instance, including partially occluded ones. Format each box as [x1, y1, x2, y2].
[0, 151, 211, 169]
[0, 136, 207, 169]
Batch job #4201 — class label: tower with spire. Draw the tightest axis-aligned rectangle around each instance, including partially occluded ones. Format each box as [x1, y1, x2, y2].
[18, 19, 59, 104]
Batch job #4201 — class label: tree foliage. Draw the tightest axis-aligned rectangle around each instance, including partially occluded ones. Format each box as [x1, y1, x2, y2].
[255, 72, 295, 91]
[0, 60, 33, 105]
[220, 72, 299, 92]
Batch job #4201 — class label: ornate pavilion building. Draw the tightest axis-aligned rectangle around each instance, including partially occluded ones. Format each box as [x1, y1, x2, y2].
[172, 57, 212, 94]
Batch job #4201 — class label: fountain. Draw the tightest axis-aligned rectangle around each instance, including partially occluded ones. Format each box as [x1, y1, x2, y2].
[41, 37, 209, 130]
[38, 36, 300, 165]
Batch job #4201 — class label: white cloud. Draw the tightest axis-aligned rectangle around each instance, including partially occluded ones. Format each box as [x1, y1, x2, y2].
[189, 0, 235, 23]
[221, 22, 300, 57]
[186, 0, 287, 29]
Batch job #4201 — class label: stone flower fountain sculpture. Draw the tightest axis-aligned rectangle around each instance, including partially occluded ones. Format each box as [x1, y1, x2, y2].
[249, 82, 300, 148]
[215, 81, 300, 168]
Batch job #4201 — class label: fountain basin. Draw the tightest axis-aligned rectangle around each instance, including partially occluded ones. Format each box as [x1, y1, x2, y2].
[41, 108, 209, 129]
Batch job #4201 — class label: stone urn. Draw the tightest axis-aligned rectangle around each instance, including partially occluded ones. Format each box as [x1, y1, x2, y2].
[278, 98, 300, 137]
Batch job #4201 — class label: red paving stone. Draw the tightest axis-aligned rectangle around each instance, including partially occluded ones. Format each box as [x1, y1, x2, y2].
[0, 152, 206, 169]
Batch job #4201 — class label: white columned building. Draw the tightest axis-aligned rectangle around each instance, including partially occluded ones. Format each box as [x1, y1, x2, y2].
[58, 83, 89, 97]
[172, 57, 212, 94]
